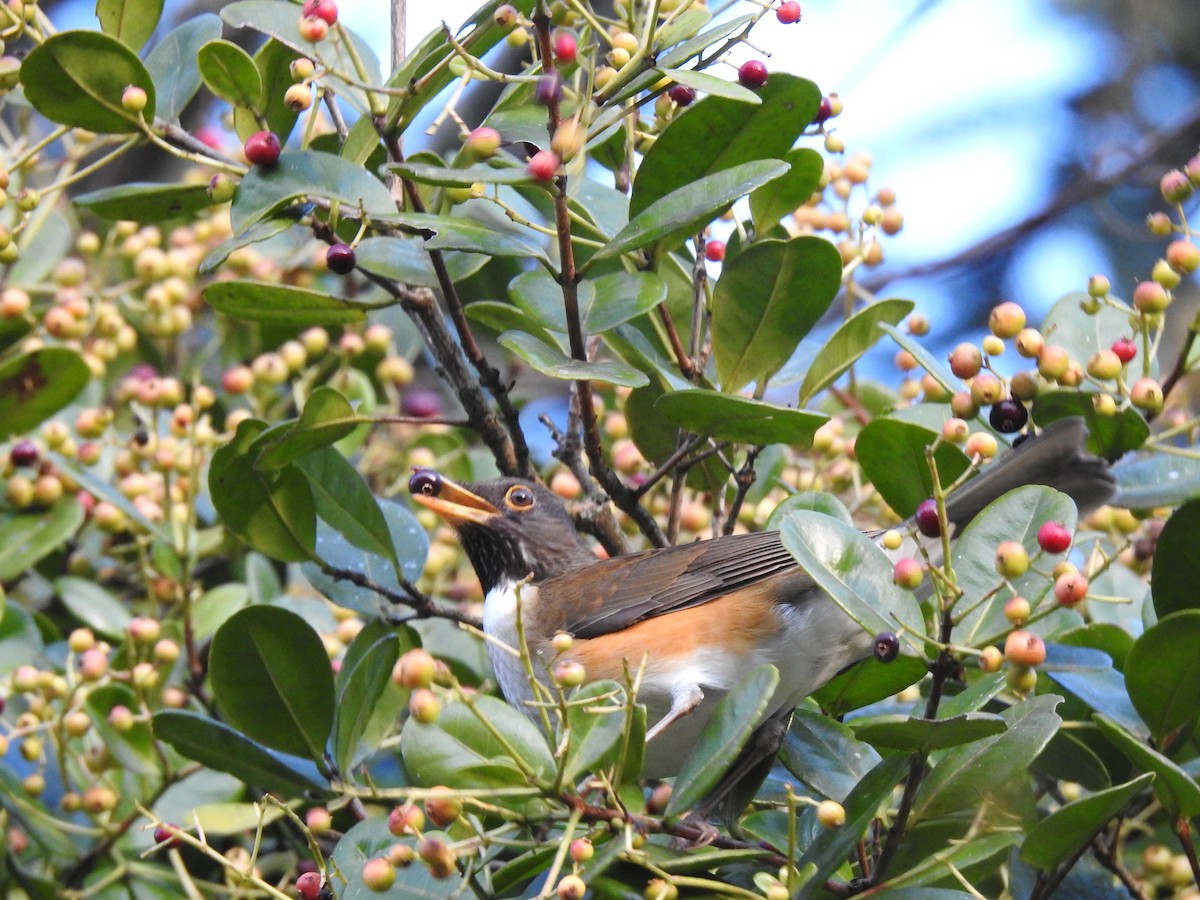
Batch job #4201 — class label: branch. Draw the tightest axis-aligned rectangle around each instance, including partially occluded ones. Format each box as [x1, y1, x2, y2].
[321, 564, 481, 629]
[538, 412, 628, 558]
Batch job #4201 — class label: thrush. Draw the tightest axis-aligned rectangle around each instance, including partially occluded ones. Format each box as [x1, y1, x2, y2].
[409, 416, 1115, 818]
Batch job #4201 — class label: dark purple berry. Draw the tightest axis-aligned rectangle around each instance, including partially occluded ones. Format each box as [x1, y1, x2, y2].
[988, 398, 1028, 434]
[401, 389, 444, 419]
[668, 84, 696, 106]
[10, 439, 39, 467]
[737, 60, 768, 89]
[874, 632, 900, 663]
[812, 96, 833, 125]
[915, 499, 940, 537]
[326, 243, 356, 275]
[153, 825, 182, 849]
[535, 72, 562, 106]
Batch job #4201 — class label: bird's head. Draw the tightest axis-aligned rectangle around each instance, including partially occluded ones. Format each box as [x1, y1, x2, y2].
[408, 469, 593, 594]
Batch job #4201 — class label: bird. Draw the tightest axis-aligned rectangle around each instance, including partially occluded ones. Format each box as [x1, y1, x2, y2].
[408, 416, 1116, 820]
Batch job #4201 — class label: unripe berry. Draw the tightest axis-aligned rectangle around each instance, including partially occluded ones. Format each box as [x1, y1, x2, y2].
[1087, 348, 1122, 380]
[1004, 596, 1031, 624]
[1160, 169, 1193, 204]
[408, 688, 441, 723]
[395, 648, 437, 689]
[121, 85, 148, 113]
[906, 313, 929, 336]
[551, 631, 574, 653]
[1007, 665, 1038, 694]
[1166, 239, 1200, 274]
[970, 373, 1003, 406]
[1132, 280, 1170, 313]
[493, 4, 517, 27]
[988, 301, 1026, 339]
[361, 857, 395, 891]
[1093, 393, 1117, 416]
[302, 0, 337, 24]
[464, 126, 501, 160]
[388, 802, 424, 836]
[1036, 344, 1070, 380]
[893, 557, 923, 590]
[737, 60, 768, 89]
[290, 57, 315, 80]
[995, 541, 1030, 578]
[1129, 377, 1163, 413]
[981, 334, 1005, 356]
[68, 628, 96, 653]
[948, 342, 982, 378]
[569, 838, 594, 862]
[243, 131, 281, 167]
[1014, 328, 1044, 358]
[527, 150, 560, 183]
[1054, 572, 1088, 606]
[816, 800, 845, 827]
[298, 14, 328, 42]
[1010, 370, 1039, 402]
[964, 431, 998, 459]
[550, 120, 585, 161]
[424, 787, 463, 827]
[1004, 629, 1046, 667]
[284, 83, 312, 111]
[79, 648, 109, 680]
[557, 875, 587, 900]
[979, 646, 1003, 672]
[553, 660, 586, 687]
[1146, 211, 1172, 235]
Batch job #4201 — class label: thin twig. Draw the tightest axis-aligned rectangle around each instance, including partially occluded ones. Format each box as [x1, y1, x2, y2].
[321, 565, 481, 629]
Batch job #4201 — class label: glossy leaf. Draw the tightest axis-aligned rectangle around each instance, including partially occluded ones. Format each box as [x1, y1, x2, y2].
[749, 147, 825, 234]
[657, 67, 762, 103]
[879, 832, 1019, 892]
[145, 15, 221, 122]
[333, 633, 401, 774]
[1095, 714, 1200, 817]
[780, 511, 926, 655]
[390, 159, 531, 186]
[856, 418, 972, 518]
[395, 212, 551, 264]
[199, 217, 293, 275]
[0, 605, 41, 675]
[86, 683, 157, 774]
[655, 389, 827, 445]
[231, 37, 298, 142]
[1021, 773, 1154, 870]
[798, 299, 915, 405]
[465, 301, 559, 347]
[203, 280, 372, 326]
[508, 269, 667, 334]
[1033, 390, 1149, 460]
[74, 182, 215, 222]
[96, 0, 163, 50]
[1124, 610, 1200, 740]
[1151, 500, 1200, 617]
[779, 709, 881, 803]
[812, 655, 928, 717]
[912, 695, 1063, 821]
[253, 387, 357, 470]
[498, 331, 649, 388]
[850, 712, 1007, 753]
[354, 236, 485, 287]
[54, 576, 131, 639]
[192, 583, 250, 642]
[208, 419, 316, 562]
[296, 446, 400, 571]
[210, 605, 335, 763]
[197, 39, 262, 109]
[591, 160, 790, 265]
[562, 681, 629, 782]
[231, 151, 395, 233]
[666, 665, 780, 816]
[21, 31, 155, 133]
[0, 348, 91, 440]
[153, 710, 329, 795]
[766, 491, 853, 531]
[939, 672, 1007, 717]
[712, 236, 843, 392]
[1042, 643, 1148, 739]
[631, 72, 820, 218]
[191, 802, 288, 836]
[1042, 292, 1154, 377]
[1033, 730, 1112, 791]
[1110, 451, 1200, 509]
[0, 499, 85, 582]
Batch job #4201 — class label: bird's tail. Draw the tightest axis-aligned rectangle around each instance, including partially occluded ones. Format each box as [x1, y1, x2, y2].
[943, 417, 1116, 530]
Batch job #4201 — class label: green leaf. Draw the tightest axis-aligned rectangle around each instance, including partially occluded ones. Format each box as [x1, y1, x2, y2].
[798, 299, 915, 406]
[812, 655, 929, 718]
[144, 15, 221, 122]
[953, 485, 1079, 647]
[508, 269, 667, 334]
[74, 182, 215, 222]
[153, 710, 329, 795]
[665, 665, 780, 816]
[465, 301, 560, 347]
[1095, 714, 1200, 817]
[208, 419, 316, 563]
[1042, 291, 1153, 378]
[749, 147, 824, 234]
[631, 72, 820, 218]
[197, 39, 263, 109]
[393, 212, 551, 264]
[850, 712, 1007, 753]
[0, 499, 85, 582]
[1041, 643, 1147, 739]
[85, 683, 157, 774]
[939, 672, 1008, 717]
[230, 151, 396, 234]
[712, 236, 843, 391]
[1110, 452, 1200, 509]
[912, 695, 1063, 821]
[657, 67, 762, 104]
[1151, 500, 1200, 617]
[655, 389, 827, 445]
[96, 0, 163, 50]
[1124, 610, 1200, 740]
[192, 583, 250, 642]
[780, 511, 926, 655]
[766, 492, 852, 531]
[562, 681, 629, 782]
[1021, 773, 1154, 870]
[191, 802, 289, 836]
[401, 695, 554, 789]
[21, 31, 155, 132]
[354, 235, 485, 288]
[1033, 390, 1150, 460]
[1033, 730, 1112, 791]
[253, 387, 357, 469]
[333, 633, 401, 774]
[210, 605, 336, 764]
[878, 832, 1020, 893]
[296, 446, 400, 571]
[0, 348, 91, 440]
[390, 159, 531, 186]
[54, 576, 131, 639]
[231, 38, 298, 143]
[203, 280, 371, 326]
[199, 218, 293, 276]
[591, 160, 789, 265]
[855, 418, 972, 518]
[498, 331, 649, 388]
[779, 709, 882, 803]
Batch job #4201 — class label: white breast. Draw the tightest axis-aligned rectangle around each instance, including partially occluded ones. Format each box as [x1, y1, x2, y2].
[481, 581, 542, 711]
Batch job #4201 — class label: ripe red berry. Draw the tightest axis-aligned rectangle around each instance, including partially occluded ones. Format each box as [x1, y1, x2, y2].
[527, 149, 560, 182]
[668, 84, 696, 106]
[873, 632, 899, 663]
[738, 60, 768, 89]
[1037, 521, 1072, 554]
[812, 96, 833, 124]
[153, 825, 182, 849]
[915, 499, 940, 537]
[326, 243, 356, 275]
[1111, 337, 1137, 363]
[776, 0, 801, 23]
[704, 240, 726, 262]
[10, 439, 39, 467]
[244, 131, 281, 167]
[302, 0, 337, 24]
[296, 871, 323, 900]
[988, 398, 1028, 434]
[553, 31, 577, 64]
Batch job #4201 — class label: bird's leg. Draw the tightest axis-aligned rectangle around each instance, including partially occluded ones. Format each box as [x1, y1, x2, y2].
[645, 683, 703, 742]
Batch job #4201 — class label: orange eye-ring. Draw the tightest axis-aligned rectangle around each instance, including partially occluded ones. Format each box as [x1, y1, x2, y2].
[505, 485, 535, 509]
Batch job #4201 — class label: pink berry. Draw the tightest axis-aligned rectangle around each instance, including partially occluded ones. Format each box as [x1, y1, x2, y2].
[668, 84, 696, 106]
[1037, 521, 1072, 554]
[296, 872, 322, 900]
[553, 31, 577, 64]
[302, 0, 337, 24]
[1054, 572, 1088, 606]
[776, 1, 801, 23]
[1111, 337, 1137, 364]
[738, 60, 768, 89]
[705, 240, 726, 262]
[244, 131, 281, 167]
[326, 243, 356, 275]
[527, 150, 560, 182]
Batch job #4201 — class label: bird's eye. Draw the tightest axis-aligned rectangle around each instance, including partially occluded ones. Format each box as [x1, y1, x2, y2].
[505, 485, 535, 510]
[408, 469, 442, 497]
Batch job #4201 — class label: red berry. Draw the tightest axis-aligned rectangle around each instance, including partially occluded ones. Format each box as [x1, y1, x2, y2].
[776, 1, 802, 23]
[296, 872, 323, 900]
[1111, 337, 1137, 363]
[704, 240, 726, 262]
[302, 0, 337, 24]
[153, 825, 182, 849]
[527, 149, 560, 182]
[812, 96, 833, 124]
[1037, 521, 1072, 554]
[988, 398, 1028, 434]
[244, 131, 281, 166]
[873, 632, 899, 663]
[668, 84, 696, 106]
[915, 499, 940, 537]
[10, 439, 39, 467]
[553, 32, 577, 64]
[737, 60, 768, 89]
[326, 243, 356, 275]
